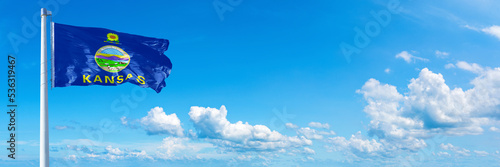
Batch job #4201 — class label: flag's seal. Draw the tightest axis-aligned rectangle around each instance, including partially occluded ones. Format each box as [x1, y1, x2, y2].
[94, 44, 130, 73]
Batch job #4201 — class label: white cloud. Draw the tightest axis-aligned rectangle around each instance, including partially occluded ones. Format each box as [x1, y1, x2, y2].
[128, 150, 154, 160]
[103, 154, 122, 161]
[54, 126, 73, 130]
[303, 147, 315, 154]
[435, 50, 450, 58]
[188, 129, 198, 138]
[120, 116, 128, 125]
[395, 51, 429, 63]
[357, 67, 500, 140]
[440, 143, 471, 156]
[464, 24, 480, 31]
[158, 137, 187, 158]
[482, 25, 500, 40]
[105, 145, 124, 155]
[444, 63, 455, 69]
[292, 147, 316, 155]
[308, 122, 330, 129]
[327, 132, 426, 159]
[285, 123, 298, 129]
[54, 138, 213, 162]
[189, 106, 312, 151]
[86, 153, 99, 158]
[351, 66, 500, 158]
[140, 107, 184, 136]
[65, 155, 78, 163]
[156, 137, 213, 160]
[327, 131, 386, 158]
[318, 130, 336, 136]
[466, 25, 500, 40]
[456, 61, 484, 74]
[384, 68, 391, 74]
[474, 150, 489, 156]
[80, 145, 153, 161]
[296, 127, 335, 140]
[439, 143, 454, 150]
[436, 151, 451, 157]
[490, 127, 500, 132]
[53, 106, 320, 163]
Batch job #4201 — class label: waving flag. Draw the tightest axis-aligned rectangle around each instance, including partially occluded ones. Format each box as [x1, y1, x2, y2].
[51, 22, 172, 93]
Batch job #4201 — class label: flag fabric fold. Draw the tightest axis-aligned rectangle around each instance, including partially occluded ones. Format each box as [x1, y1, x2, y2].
[51, 22, 172, 93]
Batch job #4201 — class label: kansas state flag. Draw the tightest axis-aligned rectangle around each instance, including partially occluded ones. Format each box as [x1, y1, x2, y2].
[51, 22, 172, 93]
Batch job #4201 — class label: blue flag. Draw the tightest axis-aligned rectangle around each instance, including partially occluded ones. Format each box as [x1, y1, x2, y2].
[51, 22, 172, 93]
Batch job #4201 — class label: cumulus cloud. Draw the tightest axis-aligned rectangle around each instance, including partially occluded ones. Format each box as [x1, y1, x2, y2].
[395, 51, 429, 63]
[384, 68, 391, 74]
[308, 122, 330, 129]
[357, 67, 500, 141]
[140, 107, 184, 136]
[188, 106, 312, 151]
[344, 66, 500, 159]
[61, 106, 319, 162]
[435, 50, 450, 58]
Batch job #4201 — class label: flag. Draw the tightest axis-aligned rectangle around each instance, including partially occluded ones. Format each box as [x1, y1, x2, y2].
[51, 22, 172, 93]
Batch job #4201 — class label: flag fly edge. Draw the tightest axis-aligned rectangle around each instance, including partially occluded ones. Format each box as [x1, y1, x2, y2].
[51, 21, 54, 88]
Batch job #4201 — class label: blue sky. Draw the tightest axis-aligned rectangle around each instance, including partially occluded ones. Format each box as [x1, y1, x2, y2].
[1, 0, 500, 166]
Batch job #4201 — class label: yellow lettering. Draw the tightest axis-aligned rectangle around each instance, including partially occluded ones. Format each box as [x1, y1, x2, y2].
[105, 76, 114, 83]
[117, 75, 124, 83]
[83, 75, 91, 83]
[94, 75, 102, 83]
[125, 74, 133, 80]
[137, 76, 145, 84]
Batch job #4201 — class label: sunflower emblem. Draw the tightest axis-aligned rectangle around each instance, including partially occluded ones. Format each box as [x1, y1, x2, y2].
[105, 33, 119, 44]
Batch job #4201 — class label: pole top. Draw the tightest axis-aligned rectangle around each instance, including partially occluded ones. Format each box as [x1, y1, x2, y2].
[41, 8, 52, 16]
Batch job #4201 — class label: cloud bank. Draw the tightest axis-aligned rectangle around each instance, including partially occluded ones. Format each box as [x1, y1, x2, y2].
[189, 106, 312, 151]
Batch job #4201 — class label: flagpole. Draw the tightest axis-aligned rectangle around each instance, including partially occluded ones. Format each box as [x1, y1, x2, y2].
[40, 8, 51, 167]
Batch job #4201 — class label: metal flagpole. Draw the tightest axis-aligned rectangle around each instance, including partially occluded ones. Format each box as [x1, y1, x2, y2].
[40, 8, 51, 167]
